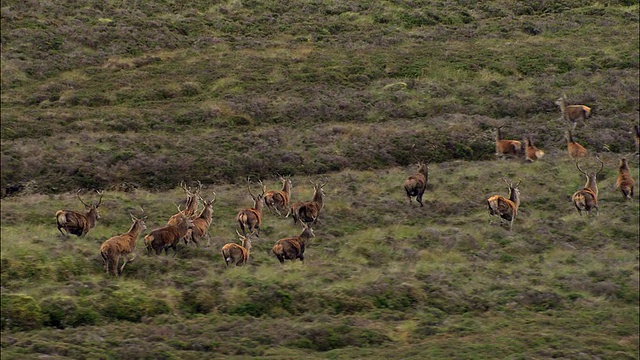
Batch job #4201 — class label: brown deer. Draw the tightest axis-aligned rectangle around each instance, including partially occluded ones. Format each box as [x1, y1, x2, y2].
[144, 206, 194, 257]
[487, 178, 522, 231]
[616, 158, 635, 201]
[272, 224, 314, 264]
[290, 180, 326, 226]
[403, 161, 428, 207]
[565, 130, 588, 160]
[572, 156, 604, 216]
[524, 135, 544, 162]
[167, 181, 201, 226]
[263, 175, 293, 216]
[221, 230, 252, 267]
[555, 94, 591, 130]
[495, 127, 522, 159]
[55, 190, 104, 237]
[236, 179, 265, 237]
[186, 193, 216, 246]
[100, 211, 147, 276]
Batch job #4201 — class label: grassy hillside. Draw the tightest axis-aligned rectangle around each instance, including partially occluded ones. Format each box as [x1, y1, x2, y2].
[1, 0, 639, 359]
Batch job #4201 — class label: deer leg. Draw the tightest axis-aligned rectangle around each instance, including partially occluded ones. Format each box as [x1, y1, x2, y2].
[417, 194, 424, 207]
[57, 226, 68, 237]
[172, 244, 178, 258]
[118, 257, 127, 276]
[205, 234, 211, 247]
[572, 121, 577, 130]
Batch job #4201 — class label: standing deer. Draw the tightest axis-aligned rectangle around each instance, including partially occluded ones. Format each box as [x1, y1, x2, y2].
[263, 175, 293, 216]
[144, 206, 194, 257]
[221, 230, 253, 267]
[167, 181, 201, 226]
[236, 179, 265, 237]
[565, 130, 588, 160]
[572, 156, 604, 216]
[555, 94, 591, 130]
[272, 223, 314, 264]
[56, 190, 104, 237]
[100, 211, 147, 276]
[187, 193, 216, 246]
[524, 135, 544, 162]
[290, 180, 326, 226]
[487, 178, 522, 231]
[616, 158, 635, 201]
[403, 161, 428, 207]
[495, 127, 522, 159]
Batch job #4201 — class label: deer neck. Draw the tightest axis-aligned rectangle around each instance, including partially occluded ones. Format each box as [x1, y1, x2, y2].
[496, 128, 502, 141]
[200, 205, 214, 224]
[185, 195, 198, 217]
[283, 181, 292, 199]
[177, 217, 191, 235]
[242, 238, 252, 255]
[253, 197, 263, 214]
[313, 189, 324, 209]
[128, 221, 144, 242]
[586, 175, 598, 196]
[86, 208, 98, 225]
[509, 189, 520, 209]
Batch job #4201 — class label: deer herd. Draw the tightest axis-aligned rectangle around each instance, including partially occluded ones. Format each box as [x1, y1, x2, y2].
[53, 95, 636, 277]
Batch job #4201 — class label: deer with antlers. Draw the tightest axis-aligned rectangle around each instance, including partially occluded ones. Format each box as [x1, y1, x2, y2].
[144, 205, 194, 257]
[221, 230, 253, 267]
[565, 130, 588, 160]
[263, 175, 293, 216]
[167, 181, 202, 226]
[236, 179, 265, 237]
[572, 156, 604, 216]
[616, 158, 635, 201]
[272, 223, 314, 264]
[523, 135, 544, 162]
[55, 190, 104, 237]
[403, 161, 429, 207]
[100, 210, 147, 276]
[487, 178, 522, 231]
[289, 180, 326, 226]
[186, 193, 216, 246]
[555, 94, 591, 130]
[495, 127, 522, 160]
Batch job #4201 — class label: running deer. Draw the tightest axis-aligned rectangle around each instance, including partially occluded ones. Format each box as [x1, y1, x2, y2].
[236, 179, 265, 237]
[403, 161, 428, 207]
[56, 190, 104, 237]
[565, 130, 588, 160]
[572, 156, 604, 216]
[495, 127, 522, 159]
[187, 193, 216, 246]
[555, 94, 591, 130]
[616, 158, 635, 201]
[263, 175, 293, 216]
[100, 211, 147, 276]
[272, 223, 315, 264]
[167, 181, 202, 226]
[221, 230, 252, 267]
[487, 178, 522, 231]
[144, 206, 194, 257]
[290, 180, 326, 226]
[524, 135, 544, 162]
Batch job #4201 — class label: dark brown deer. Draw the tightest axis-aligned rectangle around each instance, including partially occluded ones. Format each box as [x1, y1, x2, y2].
[290, 180, 326, 226]
[616, 158, 635, 201]
[487, 178, 522, 231]
[221, 230, 252, 267]
[167, 181, 201, 226]
[272, 224, 314, 264]
[55, 190, 104, 237]
[144, 206, 194, 257]
[403, 161, 428, 206]
[236, 179, 265, 237]
[524, 135, 544, 162]
[555, 94, 591, 130]
[572, 156, 604, 216]
[100, 211, 147, 276]
[495, 127, 522, 159]
[187, 193, 216, 246]
[263, 175, 293, 216]
[565, 130, 588, 160]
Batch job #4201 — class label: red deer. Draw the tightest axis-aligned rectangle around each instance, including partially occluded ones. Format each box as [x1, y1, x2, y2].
[236, 179, 265, 237]
[565, 130, 588, 160]
[495, 127, 522, 159]
[555, 94, 591, 130]
[403, 161, 428, 207]
[263, 175, 293, 216]
[572, 156, 604, 216]
[615, 158, 635, 201]
[55, 190, 104, 237]
[272, 224, 314, 264]
[290, 180, 326, 226]
[524, 135, 544, 162]
[144, 206, 194, 257]
[167, 181, 201, 226]
[487, 178, 522, 231]
[221, 230, 252, 267]
[186, 193, 216, 246]
[100, 212, 147, 276]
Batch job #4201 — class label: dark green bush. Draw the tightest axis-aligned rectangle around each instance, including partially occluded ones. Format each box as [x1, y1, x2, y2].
[1, 293, 43, 331]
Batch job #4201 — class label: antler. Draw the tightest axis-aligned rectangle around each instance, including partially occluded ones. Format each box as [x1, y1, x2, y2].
[595, 155, 604, 175]
[514, 178, 523, 188]
[95, 190, 104, 206]
[575, 160, 587, 175]
[76, 189, 90, 207]
[501, 178, 512, 187]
